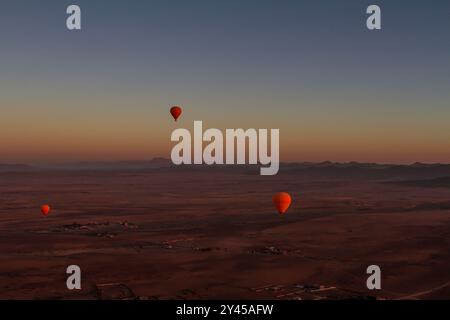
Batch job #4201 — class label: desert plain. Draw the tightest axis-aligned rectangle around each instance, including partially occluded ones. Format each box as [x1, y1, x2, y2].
[0, 161, 450, 300]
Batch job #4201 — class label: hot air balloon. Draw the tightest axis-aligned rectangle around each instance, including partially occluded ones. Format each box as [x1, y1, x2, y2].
[41, 204, 51, 216]
[170, 106, 182, 121]
[273, 192, 292, 215]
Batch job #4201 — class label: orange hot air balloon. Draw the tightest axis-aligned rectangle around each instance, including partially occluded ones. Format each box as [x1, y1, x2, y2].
[273, 192, 292, 215]
[41, 204, 51, 216]
[170, 106, 182, 121]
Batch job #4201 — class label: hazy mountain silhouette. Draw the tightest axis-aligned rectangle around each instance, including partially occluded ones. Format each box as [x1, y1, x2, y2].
[0, 164, 33, 172]
[2, 160, 450, 182]
[387, 176, 450, 189]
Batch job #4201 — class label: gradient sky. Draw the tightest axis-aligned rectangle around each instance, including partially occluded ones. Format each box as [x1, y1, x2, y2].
[1, 0, 449, 164]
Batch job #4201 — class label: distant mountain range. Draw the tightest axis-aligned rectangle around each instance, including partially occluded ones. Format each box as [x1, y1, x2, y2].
[280, 161, 450, 179]
[1, 158, 174, 171]
[386, 176, 450, 189]
[2, 159, 450, 183]
[0, 164, 34, 172]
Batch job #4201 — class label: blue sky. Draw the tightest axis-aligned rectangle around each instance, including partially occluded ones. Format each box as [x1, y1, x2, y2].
[1, 0, 449, 163]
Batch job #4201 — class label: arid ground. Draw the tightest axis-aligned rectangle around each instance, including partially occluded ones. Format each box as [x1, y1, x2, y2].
[1, 162, 450, 300]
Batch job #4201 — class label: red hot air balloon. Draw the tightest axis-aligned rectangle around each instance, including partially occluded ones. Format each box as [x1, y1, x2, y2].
[273, 192, 292, 215]
[41, 204, 51, 216]
[170, 106, 182, 121]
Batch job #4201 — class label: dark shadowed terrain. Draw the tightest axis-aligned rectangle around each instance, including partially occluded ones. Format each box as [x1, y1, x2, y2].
[1, 161, 450, 300]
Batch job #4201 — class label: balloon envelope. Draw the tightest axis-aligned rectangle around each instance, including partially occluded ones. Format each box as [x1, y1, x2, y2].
[41, 205, 51, 216]
[273, 192, 292, 214]
[170, 106, 182, 121]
